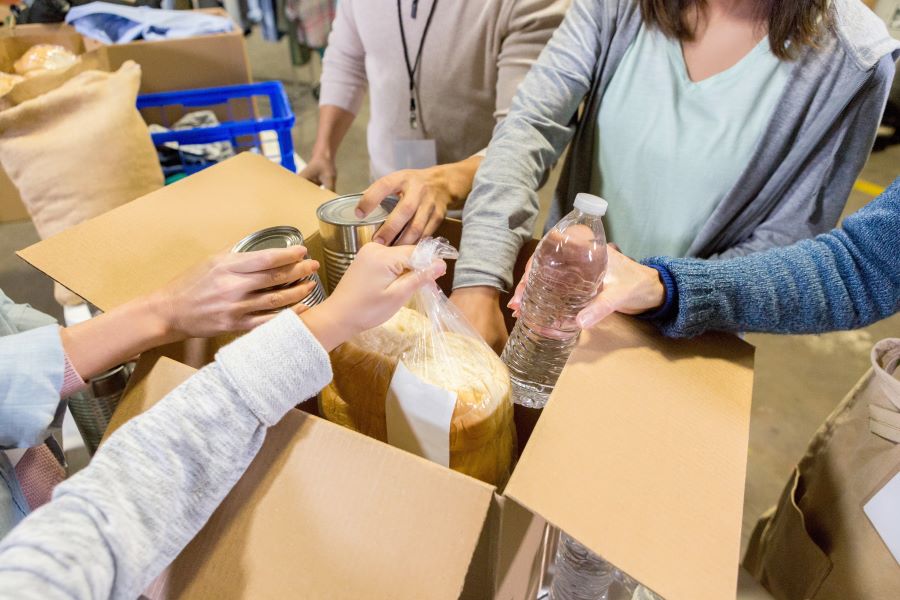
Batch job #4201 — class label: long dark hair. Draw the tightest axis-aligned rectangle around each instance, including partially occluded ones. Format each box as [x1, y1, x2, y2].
[639, 0, 831, 60]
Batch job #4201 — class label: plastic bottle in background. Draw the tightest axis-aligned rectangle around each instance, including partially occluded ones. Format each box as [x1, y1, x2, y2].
[501, 193, 608, 408]
[549, 532, 615, 600]
[549, 531, 665, 600]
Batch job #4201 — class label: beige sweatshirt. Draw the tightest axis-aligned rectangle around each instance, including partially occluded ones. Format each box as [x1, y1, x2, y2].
[319, 0, 569, 180]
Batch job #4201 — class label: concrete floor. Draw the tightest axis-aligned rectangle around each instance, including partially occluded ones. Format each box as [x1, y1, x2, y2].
[0, 30, 897, 592]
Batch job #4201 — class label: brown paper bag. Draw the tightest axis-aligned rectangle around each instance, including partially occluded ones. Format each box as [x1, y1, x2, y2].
[0, 60, 163, 306]
[743, 338, 900, 599]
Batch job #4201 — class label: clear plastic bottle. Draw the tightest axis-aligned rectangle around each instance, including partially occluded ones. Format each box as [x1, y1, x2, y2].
[549, 532, 664, 600]
[501, 193, 608, 408]
[549, 532, 615, 600]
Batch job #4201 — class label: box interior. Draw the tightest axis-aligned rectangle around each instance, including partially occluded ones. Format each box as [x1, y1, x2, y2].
[23, 153, 756, 599]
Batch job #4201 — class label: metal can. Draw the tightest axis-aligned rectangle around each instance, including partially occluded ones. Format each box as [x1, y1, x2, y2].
[232, 225, 326, 307]
[316, 194, 395, 293]
[67, 363, 134, 455]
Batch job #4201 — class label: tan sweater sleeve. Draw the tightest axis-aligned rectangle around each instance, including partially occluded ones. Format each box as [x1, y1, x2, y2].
[494, 0, 569, 122]
[471, 0, 568, 158]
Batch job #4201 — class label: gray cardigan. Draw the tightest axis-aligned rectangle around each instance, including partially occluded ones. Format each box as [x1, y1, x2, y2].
[454, 0, 900, 291]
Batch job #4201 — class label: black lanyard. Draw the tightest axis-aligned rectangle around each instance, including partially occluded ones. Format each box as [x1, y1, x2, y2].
[397, 0, 439, 130]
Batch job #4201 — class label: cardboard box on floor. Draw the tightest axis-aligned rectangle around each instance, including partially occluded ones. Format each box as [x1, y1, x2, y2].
[18, 154, 756, 600]
[0, 13, 252, 222]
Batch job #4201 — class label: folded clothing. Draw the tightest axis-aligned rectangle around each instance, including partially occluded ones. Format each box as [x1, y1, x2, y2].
[65, 2, 233, 44]
[148, 110, 235, 164]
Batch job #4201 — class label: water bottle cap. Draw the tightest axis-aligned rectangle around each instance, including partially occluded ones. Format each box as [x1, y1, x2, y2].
[574, 193, 608, 216]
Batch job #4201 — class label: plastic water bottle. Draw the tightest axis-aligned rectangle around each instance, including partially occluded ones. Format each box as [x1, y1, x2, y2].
[550, 532, 615, 600]
[501, 193, 608, 408]
[549, 532, 664, 600]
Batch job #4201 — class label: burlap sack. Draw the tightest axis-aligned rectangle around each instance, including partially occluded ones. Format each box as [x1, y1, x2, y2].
[0, 60, 163, 305]
[743, 338, 900, 599]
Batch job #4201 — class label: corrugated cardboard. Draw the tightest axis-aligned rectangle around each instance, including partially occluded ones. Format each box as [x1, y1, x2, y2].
[18, 153, 334, 312]
[0, 15, 252, 222]
[506, 319, 755, 600]
[24, 153, 755, 599]
[106, 356, 496, 600]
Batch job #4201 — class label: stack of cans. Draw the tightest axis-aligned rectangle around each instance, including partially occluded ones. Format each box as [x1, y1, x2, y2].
[232, 225, 327, 307]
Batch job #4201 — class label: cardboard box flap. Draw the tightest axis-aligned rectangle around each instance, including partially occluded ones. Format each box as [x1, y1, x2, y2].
[18, 153, 335, 312]
[504, 315, 754, 600]
[109, 354, 497, 600]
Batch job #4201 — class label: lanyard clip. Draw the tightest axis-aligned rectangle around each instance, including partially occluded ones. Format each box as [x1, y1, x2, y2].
[412, 0, 419, 18]
[409, 96, 418, 129]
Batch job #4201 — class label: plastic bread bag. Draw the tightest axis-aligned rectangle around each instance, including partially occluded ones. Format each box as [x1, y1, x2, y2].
[320, 238, 516, 486]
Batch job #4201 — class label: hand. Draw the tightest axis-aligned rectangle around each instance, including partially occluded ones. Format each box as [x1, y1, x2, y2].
[358, 156, 481, 246]
[576, 247, 665, 327]
[450, 286, 508, 354]
[150, 246, 320, 338]
[299, 154, 337, 191]
[509, 245, 666, 328]
[301, 243, 447, 351]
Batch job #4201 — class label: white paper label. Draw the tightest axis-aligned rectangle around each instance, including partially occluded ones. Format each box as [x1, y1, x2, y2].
[864, 470, 900, 565]
[392, 139, 438, 171]
[386, 360, 456, 467]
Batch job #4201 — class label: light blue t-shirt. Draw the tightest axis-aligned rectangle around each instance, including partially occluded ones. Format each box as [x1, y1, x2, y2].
[592, 25, 792, 260]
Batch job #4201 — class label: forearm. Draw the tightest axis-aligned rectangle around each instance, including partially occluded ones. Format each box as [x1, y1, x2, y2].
[310, 105, 356, 160]
[0, 312, 333, 599]
[649, 192, 900, 338]
[455, 0, 602, 291]
[59, 294, 179, 381]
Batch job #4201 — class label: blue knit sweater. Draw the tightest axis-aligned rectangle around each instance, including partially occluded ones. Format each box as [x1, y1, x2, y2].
[647, 177, 900, 338]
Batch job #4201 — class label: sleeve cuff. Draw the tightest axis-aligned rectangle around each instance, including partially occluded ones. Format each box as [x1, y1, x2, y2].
[215, 311, 333, 426]
[317, 84, 365, 116]
[60, 346, 87, 398]
[637, 263, 678, 322]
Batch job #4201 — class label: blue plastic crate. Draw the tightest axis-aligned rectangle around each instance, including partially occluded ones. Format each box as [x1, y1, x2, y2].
[137, 81, 296, 177]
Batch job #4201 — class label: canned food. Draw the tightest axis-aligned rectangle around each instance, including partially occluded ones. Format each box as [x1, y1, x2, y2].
[68, 363, 133, 455]
[232, 225, 326, 307]
[316, 194, 396, 293]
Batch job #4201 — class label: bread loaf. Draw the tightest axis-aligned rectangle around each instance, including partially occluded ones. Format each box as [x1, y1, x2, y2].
[321, 307, 516, 486]
[0, 72, 24, 97]
[14, 45, 79, 78]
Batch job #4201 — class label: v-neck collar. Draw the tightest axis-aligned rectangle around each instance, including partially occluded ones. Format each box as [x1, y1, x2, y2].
[666, 33, 771, 89]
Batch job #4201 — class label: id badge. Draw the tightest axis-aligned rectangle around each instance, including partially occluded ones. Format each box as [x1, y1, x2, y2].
[392, 139, 437, 171]
[864, 469, 900, 565]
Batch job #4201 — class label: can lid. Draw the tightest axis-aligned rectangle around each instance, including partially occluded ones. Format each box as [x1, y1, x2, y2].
[316, 193, 394, 226]
[574, 193, 608, 216]
[232, 225, 304, 253]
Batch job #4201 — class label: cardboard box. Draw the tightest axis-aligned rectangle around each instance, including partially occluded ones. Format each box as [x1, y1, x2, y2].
[18, 154, 756, 599]
[0, 15, 252, 222]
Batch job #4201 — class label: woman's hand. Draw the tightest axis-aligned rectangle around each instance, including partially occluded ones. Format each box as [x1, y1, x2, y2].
[61, 247, 317, 380]
[150, 246, 320, 338]
[357, 156, 482, 246]
[301, 243, 446, 351]
[508, 245, 667, 328]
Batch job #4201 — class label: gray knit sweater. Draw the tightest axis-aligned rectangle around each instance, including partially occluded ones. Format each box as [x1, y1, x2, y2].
[648, 177, 900, 337]
[455, 0, 900, 291]
[0, 311, 333, 599]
